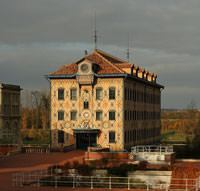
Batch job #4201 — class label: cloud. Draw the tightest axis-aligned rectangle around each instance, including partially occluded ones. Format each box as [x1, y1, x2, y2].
[0, 0, 200, 109]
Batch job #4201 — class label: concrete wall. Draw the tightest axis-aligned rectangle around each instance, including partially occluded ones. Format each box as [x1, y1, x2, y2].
[135, 152, 175, 165]
[128, 170, 172, 186]
[85, 151, 132, 161]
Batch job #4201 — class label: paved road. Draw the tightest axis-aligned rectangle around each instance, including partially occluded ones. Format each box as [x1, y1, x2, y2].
[0, 151, 85, 191]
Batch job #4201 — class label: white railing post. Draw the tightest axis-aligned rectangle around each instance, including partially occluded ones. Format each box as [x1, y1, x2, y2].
[166, 183, 168, 191]
[186, 179, 188, 191]
[109, 176, 111, 189]
[160, 145, 161, 155]
[147, 184, 149, 191]
[73, 176, 75, 188]
[37, 175, 40, 188]
[55, 176, 57, 188]
[128, 177, 130, 190]
[196, 177, 200, 191]
[91, 176, 93, 189]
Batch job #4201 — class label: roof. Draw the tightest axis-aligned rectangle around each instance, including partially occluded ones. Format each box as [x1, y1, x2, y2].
[48, 49, 163, 88]
[51, 49, 126, 75]
[0, 83, 21, 90]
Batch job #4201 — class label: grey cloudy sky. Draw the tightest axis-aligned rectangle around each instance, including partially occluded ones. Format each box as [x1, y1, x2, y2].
[0, 0, 199, 109]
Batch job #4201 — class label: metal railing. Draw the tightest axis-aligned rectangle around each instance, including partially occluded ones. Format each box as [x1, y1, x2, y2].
[0, 144, 50, 153]
[12, 170, 199, 191]
[22, 144, 50, 153]
[131, 145, 174, 154]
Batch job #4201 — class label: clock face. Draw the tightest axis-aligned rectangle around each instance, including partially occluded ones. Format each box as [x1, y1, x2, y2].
[81, 64, 89, 73]
[83, 112, 89, 118]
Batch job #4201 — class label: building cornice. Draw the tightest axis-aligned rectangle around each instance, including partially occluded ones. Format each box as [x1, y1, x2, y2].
[46, 73, 164, 89]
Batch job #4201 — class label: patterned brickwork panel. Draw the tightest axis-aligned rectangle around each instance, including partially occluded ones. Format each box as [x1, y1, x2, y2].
[51, 78, 124, 151]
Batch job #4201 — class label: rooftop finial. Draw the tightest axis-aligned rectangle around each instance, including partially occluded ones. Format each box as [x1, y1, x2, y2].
[93, 12, 98, 50]
[127, 47, 130, 62]
[126, 35, 130, 62]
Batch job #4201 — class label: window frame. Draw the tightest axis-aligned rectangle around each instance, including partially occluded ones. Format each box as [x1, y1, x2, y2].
[96, 110, 102, 121]
[109, 131, 115, 143]
[84, 102, 89, 109]
[109, 111, 115, 120]
[109, 87, 115, 100]
[58, 130, 64, 144]
[96, 87, 103, 100]
[58, 88, 64, 100]
[70, 88, 77, 100]
[71, 110, 77, 121]
[58, 110, 64, 121]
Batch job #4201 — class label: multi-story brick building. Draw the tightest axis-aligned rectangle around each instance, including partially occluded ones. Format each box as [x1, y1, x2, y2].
[47, 49, 164, 151]
[0, 83, 21, 140]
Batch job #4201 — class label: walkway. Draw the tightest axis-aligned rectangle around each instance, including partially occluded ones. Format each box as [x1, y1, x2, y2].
[0, 151, 85, 191]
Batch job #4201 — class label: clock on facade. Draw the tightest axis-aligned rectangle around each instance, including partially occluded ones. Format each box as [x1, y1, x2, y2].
[81, 64, 89, 73]
[83, 112, 89, 118]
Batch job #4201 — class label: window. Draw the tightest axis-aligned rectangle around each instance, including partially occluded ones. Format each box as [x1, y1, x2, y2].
[109, 131, 115, 143]
[71, 111, 77, 121]
[96, 111, 102, 121]
[125, 88, 127, 100]
[70, 88, 77, 100]
[84, 102, 89, 109]
[128, 88, 130, 100]
[58, 130, 64, 143]
[58, 111, 64, 120]
[124, 110, 127, 120]
[58, 89, 64, 100]
[109, 111, 115, 120]
[96, 88, 102, 100]
[4, 122, 10, 137]
[109, 87, 115, 100]
[124, 131, 127, 144]
[13, 122, 18, 136]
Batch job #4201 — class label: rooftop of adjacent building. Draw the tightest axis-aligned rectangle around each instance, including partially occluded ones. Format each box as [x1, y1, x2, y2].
[0, 83, 21, 91]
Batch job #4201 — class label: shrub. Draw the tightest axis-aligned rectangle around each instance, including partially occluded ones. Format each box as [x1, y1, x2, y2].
[89, 161, 97, 169]
[77, 164, 93, 176]
[63, 162, 71, 175]
[72, 160, 79, 169]
[108, 166, 127, 177]
[101, 158, 108, 168]
[159, 166, 169, 171]
[138, 160, 149, 170]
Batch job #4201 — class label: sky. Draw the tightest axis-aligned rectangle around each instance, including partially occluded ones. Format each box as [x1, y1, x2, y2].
[0, 0, 199, 109]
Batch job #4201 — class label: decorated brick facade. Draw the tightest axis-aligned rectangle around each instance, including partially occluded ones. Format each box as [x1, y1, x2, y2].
[47, 49, 163, 151]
